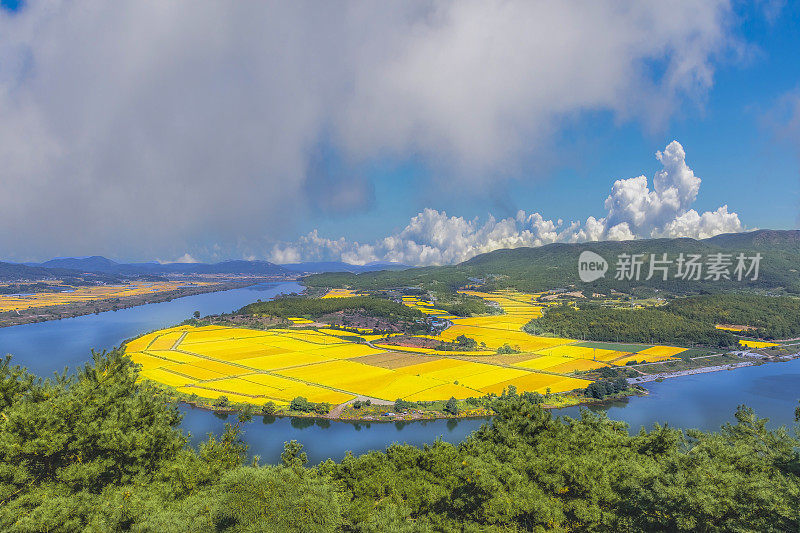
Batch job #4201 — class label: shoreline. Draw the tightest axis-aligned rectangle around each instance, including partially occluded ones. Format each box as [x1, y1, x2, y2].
[176, 354, 798, 422]
[627, 353, 800, 384]
[177, 387, 650, 423]
[0, 279, 285, 328]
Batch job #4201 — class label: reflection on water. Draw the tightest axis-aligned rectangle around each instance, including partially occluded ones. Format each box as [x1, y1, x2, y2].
[179, 404, 492, 465]
[575, 397, 632, 413]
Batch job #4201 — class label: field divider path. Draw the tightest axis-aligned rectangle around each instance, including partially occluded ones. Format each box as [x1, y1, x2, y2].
[452, 355, 580, 379]
[171, 331, 188, 350]
[172, 347, 388, 403]
[372, 345, 585, 380]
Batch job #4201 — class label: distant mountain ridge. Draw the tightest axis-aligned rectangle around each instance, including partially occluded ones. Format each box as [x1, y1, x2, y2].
[280, 261, 409, 273]
[36, 256, 120, 272]
[0, 261, 126, 284]
[3, 256, 408, 281]
[17, 257, 289, 278]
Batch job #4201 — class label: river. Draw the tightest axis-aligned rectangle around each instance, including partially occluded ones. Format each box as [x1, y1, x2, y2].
[1, 282, 798, 465]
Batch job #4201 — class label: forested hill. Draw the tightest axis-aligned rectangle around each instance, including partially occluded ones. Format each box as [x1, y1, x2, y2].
[304, 230, 800, 294]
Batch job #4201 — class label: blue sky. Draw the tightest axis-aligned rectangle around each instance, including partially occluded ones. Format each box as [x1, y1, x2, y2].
[1, 2, 799, 264]
[303, 2, 800, 243]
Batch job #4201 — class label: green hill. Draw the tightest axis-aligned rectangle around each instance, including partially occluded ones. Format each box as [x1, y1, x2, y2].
[304, 230, 800, 294]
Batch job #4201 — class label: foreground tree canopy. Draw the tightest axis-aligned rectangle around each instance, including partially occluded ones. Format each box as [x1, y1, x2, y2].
[0, 351, 798, 532]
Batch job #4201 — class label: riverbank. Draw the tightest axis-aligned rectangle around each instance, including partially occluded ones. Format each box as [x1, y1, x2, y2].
[0, 279, 264, 328]
[168, 351, 799, 422]
[174, 385, 649, 423]
[627, 352, 800, 384]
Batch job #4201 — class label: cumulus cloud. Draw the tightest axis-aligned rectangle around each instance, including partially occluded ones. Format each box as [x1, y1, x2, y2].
[599, 140, 741, 239]
[656, 206, 742, 239]
[270, 208, 576, 266]
[271, 141, 744, 265]
[171, 253, 199, 264]
[0, 1, 741, 261]
[604, 142, 701, 234]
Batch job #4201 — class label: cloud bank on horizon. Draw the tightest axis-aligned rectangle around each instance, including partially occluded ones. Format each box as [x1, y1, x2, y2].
[0, 1, 748, 262]
[270, 141, 743, 266]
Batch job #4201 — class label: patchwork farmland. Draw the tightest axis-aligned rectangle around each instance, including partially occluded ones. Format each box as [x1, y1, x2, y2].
[126, 288, 688, 407]
[0, 280, 215, 312]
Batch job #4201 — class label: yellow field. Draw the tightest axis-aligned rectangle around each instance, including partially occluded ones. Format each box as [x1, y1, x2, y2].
[177, 386, 275, 405]
[139, 368, 197, 388]
[127, 289, 689, 405]
[147, 331, 184, 351]
[128, 323, 594, 404]
[288, 317, 314, 324]
[716, 325, 746, 332]
[163, 363, 226, 381]
[0, 281, 213, 312]
[125, 332, 161, 352]
[401, 296, 450, 316]
[322, 289, 358, 298]
[145, 350, 209, 364]
[372, 343, 496, 356]
[546, 359, 608, 373]
[479, 373, 591, 395]
[405, 383, 481, 401]
[514, 354, 607, 372]
[636, 346, 686, 357]
[531, 345, 620, 361]
[739, 339, 779, 348]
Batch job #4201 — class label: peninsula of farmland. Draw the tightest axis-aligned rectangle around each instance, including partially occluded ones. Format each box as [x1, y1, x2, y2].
[126, 289, 695, 414]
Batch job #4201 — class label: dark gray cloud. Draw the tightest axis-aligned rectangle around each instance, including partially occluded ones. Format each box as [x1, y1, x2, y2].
[0, 1, 738, 261]
[303, 140, 375, 215]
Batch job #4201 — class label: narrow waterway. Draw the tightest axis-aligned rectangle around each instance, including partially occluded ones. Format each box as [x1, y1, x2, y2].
[1, 282, 798, 465]
[0, 281, 303, 375]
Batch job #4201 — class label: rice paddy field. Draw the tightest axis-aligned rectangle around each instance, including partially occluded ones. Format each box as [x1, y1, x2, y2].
[127, 288, 690, 407]
[739, 339, 779, 348]
[0, 281, 213, 312]
[321, 288, 358, 298]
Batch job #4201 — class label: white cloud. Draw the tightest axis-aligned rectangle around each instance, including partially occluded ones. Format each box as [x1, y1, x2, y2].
[172, 253, 199, 264]
[600, 140, 733, 238]
[156, 253, 198, 264]
[271, 141, 744, 265]
[656, 205, 742, 239]
[0, 1, 741, 261]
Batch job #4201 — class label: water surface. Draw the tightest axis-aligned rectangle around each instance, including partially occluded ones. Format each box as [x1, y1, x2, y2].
[555, 359, 800, 433]
[0, 281, 302, 375]
[180, 407, 491, 465]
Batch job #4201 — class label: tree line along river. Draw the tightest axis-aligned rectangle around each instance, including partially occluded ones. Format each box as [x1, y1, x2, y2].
[1, 281, 797, 464]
